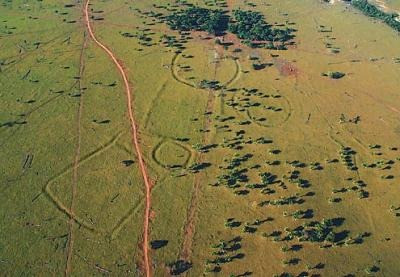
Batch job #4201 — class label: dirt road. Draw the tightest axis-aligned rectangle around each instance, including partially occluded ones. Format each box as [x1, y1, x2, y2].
[83, 1, 152, 276]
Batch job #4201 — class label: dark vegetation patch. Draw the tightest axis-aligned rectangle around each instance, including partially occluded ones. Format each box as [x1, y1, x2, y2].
[166, 7, 229, 35]
[169, 260, 192, 275]
[165, 6, 296, 49]
[228, 10, 295, 46]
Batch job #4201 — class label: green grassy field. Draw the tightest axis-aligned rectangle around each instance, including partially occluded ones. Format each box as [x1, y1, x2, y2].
[1, 0, 400, 276]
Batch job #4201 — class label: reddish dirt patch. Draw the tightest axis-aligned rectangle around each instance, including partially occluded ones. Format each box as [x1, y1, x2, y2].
[274, 59, 299, 77]
[223, 32, 242, 47]
[226, 0, 235, 9]
[190, 31, 214, 46]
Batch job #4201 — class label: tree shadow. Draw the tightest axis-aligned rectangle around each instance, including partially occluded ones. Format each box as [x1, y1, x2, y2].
[150, 240, 168, 249]
[237, 272, 252, 276]
[122, 160, 134, 167]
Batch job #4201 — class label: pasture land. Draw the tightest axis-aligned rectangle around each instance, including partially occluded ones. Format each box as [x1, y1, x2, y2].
[1, 0, 400, 276]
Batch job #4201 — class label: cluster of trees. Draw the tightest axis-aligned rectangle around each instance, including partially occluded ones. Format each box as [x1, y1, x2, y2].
[199, 79, 222, 90]
[258, 195, 304, 207]
[339, 146, 358, 171]
[351, 0, 400, 32]
[331, 179, 369, 200]
[228, 10, 295, 43]
[166, 7, 295, 46]
[166, 7, 229, 35]
[205, 237, 244, 273]
[284, 218, 345, 243]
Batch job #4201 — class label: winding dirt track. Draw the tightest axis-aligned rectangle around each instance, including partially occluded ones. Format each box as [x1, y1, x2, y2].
[83, 1, 152, 277]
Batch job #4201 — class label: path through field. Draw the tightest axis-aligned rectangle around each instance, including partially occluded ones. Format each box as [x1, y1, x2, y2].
[83, 1, 152, 276]
[65, 31, 88, 277]
[179, 45, 221, 263]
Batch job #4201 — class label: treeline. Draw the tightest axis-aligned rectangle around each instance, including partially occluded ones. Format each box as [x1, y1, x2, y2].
[166, 7, 295, 47]
[351, 0, 400, 32]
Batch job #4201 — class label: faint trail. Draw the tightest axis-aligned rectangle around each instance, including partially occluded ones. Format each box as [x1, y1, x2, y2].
[65, 32, 88, 277]
[143, 80, 167, 129]
[179, 46, 219, 263]
[179, 91, 214, 262]
[84, 1, 152, 277]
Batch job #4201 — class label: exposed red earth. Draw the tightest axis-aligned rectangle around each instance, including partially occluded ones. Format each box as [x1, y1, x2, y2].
[84, 1, 152, 276]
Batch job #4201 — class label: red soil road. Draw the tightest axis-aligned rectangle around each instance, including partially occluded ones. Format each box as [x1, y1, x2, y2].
[84, 1, 152, 277]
